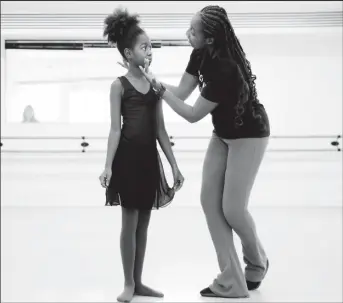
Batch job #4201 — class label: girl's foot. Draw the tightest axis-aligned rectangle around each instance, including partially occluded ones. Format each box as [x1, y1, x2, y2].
[135, 284, 164, 297]
[117, 285, 135, 303]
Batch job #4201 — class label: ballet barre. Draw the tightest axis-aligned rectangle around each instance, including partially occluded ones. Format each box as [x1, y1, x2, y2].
[5, 40, 192, 50]
[0, 134, 341, 153]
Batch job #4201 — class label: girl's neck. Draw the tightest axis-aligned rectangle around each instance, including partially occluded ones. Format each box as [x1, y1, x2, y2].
[128, 63, 144, 79]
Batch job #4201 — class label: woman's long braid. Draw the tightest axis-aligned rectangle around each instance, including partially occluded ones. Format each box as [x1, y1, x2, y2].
[200, 6, 262, 128]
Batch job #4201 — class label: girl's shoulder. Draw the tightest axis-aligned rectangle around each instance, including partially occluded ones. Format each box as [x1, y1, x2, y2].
[111, 77, 125, 97]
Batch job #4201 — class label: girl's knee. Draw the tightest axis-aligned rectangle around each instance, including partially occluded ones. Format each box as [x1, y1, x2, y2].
[139, 209, 151, 219]
[122, 207, 139, 216]
[121, 207, 139, 229]
[137, 210, 151, 230]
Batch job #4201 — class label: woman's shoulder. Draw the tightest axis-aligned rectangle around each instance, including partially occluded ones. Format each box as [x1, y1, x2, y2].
[207, 58, 239, 83]
[189, 48, 205, 61]
[217, 58, 239, 74]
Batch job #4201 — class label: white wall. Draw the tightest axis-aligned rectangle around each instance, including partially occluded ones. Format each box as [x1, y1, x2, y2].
[2, 1, 341, 14]
[1, 152, 342, 208]
[1, 1, 342, 208]
[1, 30, 342, 137]
[1, 1, 342, 138]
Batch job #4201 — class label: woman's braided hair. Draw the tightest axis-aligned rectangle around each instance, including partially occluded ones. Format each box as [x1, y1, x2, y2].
[200, 5, 262, 128]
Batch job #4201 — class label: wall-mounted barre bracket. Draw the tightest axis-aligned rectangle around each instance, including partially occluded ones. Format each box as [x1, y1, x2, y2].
[330, 135, 341, 151]
[81, 136, 89, 153]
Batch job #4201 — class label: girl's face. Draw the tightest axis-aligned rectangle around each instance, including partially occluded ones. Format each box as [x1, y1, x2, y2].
[186, 12, 207, 50]
[125, 33, 152, 68]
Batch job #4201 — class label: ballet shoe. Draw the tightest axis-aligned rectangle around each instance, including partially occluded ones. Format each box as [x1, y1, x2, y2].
[200, 287, 219, 297]
[247, 259, 269, 291]
[247, 280, 261, 291]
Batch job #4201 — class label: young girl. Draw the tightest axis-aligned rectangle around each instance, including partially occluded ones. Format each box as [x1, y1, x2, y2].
[98, 8, 184, 303]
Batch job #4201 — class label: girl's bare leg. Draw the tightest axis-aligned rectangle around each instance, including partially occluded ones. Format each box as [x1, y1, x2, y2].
[117, 207, 139, 302]
[134, 210, 164, 297]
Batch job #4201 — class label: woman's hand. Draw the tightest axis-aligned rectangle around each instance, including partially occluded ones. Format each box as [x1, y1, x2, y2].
[172, 164, 185, 192]
[99, 167, 112, 188]
[117, 58, 150, 74]
[117, 59, 129, 70]
[139, 59, 162, 91]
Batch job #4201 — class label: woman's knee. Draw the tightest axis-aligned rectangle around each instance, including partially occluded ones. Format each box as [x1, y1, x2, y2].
[222, 200, 246, 228]
[200, 183, 213, 210]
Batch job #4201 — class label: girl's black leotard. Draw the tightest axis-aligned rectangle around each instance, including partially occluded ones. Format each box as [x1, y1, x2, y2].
[105, 76, 175, 210]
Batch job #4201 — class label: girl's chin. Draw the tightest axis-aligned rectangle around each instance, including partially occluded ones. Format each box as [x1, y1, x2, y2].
[144, 58, 152, 66]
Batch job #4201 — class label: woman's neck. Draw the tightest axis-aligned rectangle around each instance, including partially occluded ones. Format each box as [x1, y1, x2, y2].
[207, 45, 231, 60]
[206, 45, 216, 59]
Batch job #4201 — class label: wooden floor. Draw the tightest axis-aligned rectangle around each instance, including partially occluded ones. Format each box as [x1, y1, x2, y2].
[1, 205, 342, 302]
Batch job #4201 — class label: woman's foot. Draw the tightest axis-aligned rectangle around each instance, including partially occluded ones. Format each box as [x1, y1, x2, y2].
[117, 285, 135, 303]
[247, 259, 269, 291]
[246, 280, 261, 291]
[135, 284, 164, 297]
[200, 287, 218, 297]
[200, 287, 249, 298]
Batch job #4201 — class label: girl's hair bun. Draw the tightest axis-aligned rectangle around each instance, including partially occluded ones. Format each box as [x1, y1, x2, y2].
[103, 7, 140, 44]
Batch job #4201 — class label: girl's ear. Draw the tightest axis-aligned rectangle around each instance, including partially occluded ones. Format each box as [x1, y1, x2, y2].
[124, 48, 132, 60]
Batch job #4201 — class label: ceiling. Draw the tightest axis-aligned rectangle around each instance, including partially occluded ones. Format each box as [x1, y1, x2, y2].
[1, 1, 342, 40]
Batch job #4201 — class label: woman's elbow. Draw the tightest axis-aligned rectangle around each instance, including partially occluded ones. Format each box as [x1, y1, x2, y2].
[188, 115, 201, 123]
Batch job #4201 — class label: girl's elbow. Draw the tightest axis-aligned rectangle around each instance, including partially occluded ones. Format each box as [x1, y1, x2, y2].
[157, 127, 167, 138]
[110, 127, 121, 137]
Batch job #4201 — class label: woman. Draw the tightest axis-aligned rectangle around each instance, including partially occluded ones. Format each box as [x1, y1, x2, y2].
[136, 5, 270, 298]
[22, 105, 39, 123]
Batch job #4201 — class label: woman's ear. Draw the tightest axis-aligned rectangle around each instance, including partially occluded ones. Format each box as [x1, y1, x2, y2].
[205, 37, 214, 45]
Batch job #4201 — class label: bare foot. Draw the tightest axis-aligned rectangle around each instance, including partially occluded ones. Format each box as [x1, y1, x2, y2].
[117, 285, 135, 302]
[135, 284, 164, 297]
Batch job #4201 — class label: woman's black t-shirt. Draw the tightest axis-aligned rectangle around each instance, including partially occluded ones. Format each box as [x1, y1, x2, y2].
[185, 49, 270, 139]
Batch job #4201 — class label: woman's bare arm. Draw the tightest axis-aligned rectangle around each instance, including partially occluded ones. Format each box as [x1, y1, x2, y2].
[161, 72, 198, 101]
